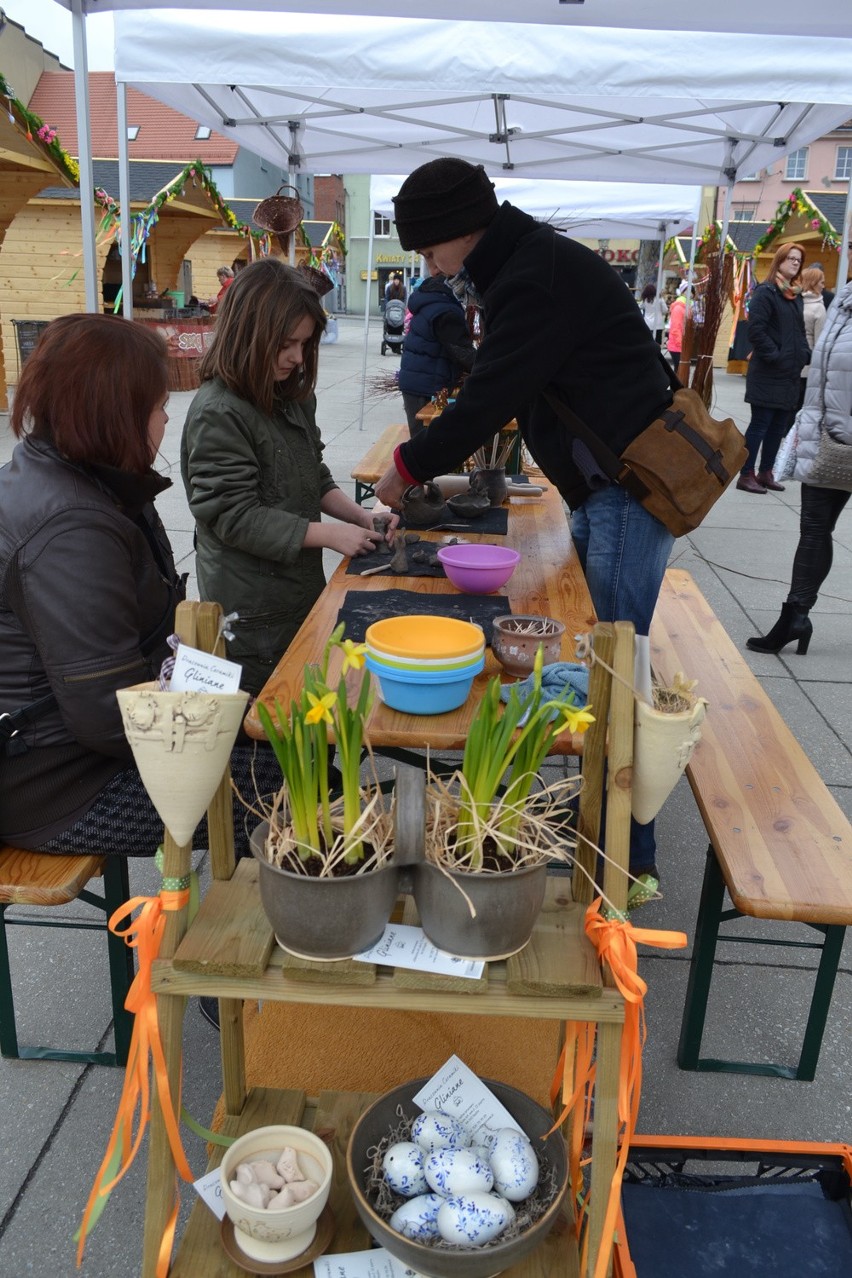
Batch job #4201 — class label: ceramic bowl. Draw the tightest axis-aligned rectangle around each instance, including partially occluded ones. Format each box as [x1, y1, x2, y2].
[436, 545, 521, 595]
[346, 1077, 569, 1278]
[220, 1124, 333, 1264]
[366, 615, 486, 659]
[365, 653, 484, 714]
[491, 615, 566, 678]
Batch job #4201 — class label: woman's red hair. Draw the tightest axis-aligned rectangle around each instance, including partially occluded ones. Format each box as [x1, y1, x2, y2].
[10, 313, 168, 473]
[765, 241, 807, 287]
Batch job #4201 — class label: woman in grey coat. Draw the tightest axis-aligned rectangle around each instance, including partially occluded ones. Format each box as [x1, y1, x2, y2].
[747, 254, 852, 655]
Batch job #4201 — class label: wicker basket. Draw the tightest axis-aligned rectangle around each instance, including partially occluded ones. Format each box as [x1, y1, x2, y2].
[298, 263, 335, 296]
[252, 185, 304, 234]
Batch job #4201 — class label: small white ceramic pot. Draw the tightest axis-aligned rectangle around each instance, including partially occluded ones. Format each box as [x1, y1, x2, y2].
[219, 1124, 333, 1264]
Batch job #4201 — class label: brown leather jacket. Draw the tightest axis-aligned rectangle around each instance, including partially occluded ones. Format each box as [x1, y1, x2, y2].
[0, 437, 184, 845]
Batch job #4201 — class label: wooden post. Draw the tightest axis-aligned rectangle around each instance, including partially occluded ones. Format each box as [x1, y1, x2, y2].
[602, 622, 634, 917]
[574, 624, 614, 905]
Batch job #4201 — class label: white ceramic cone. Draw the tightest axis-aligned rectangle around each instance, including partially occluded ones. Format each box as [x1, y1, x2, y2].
[117, 682, 249, 846]
[631, 694, 707, 825]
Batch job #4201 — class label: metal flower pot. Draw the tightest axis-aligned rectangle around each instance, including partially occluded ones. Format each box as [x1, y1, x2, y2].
[413, 859, 548, 961]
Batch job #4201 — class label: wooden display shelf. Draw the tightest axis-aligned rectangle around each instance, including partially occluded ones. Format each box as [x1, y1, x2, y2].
[172, 1085, 579, 1277]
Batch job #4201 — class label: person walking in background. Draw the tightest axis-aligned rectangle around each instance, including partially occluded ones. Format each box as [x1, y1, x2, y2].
[747, 258, 852, 655]
[737, 242, 810, 495]
[182, 259, 395, 696]
[384, 272, 406, 305]
[798, 266, 828, 410]
[207, 265, 234, 312]
[398, 267, 476, 435]
[638, 283, 668, 346]
[666, 281, 688, 374]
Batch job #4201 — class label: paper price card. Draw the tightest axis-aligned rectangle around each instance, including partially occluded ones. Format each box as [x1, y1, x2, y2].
[193, 1168, 226, 1220]
[170, 643, 242, 695]
[313, 1247, 429, 1278]
[412, 1054, 524, 1145]
[353, 924, 484, 979]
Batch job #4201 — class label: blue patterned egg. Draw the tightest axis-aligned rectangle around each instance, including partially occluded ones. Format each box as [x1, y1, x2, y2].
[411, 1111, 470, 1153]
[436, 1192, 515, 1245]
[382, 1142, 429, 1197]
[389, 1192, 443, 1241]
[424, 1148, 494, 1198]
[488, 1127, 540, 1201]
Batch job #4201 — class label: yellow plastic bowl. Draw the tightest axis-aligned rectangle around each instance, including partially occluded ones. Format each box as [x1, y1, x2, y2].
[366, 614, 485, 659]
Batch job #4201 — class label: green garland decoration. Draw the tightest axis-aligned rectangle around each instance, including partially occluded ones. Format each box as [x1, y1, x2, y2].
[0, 71, 80, 184]
[752, 187, 841, 256]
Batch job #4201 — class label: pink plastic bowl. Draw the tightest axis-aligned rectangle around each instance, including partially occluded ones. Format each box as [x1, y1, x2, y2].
[436, 544, 521, 594]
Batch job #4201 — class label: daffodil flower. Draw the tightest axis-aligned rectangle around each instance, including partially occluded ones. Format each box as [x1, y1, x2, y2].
[558, 704, 596, 735]
[340, 639, 367, 674]
[305, 691, 337, 725]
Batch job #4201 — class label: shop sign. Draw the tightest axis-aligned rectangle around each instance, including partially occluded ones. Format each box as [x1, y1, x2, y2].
[597, 248, 640, 263]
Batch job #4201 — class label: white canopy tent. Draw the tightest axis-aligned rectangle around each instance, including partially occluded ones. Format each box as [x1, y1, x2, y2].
[50, 0, 852, 40]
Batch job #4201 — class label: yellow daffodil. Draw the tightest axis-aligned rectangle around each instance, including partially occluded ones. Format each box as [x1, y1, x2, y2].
[340, 639, 367, 674]
[304, 691, 337, 725]
[557, 704, 596, 735]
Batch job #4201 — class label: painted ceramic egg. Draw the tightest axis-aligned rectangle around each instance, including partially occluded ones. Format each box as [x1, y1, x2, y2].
[488, 1127, 540, 1201]
[436, 1192, 515, 1246]
[411, 1110, 470, 1153]
[382, 1142, 429, 1197]
[389, 1193, 443, 1241]
[424, 1148, 494, 1198]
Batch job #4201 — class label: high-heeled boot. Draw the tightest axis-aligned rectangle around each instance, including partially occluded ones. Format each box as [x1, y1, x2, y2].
[746, 602, 812, 654]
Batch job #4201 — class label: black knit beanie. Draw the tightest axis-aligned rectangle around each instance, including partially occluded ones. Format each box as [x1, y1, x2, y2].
[393, 159, 499, 251]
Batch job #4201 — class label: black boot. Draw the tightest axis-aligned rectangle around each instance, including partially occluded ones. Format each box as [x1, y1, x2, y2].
[746, 602, 812, 655]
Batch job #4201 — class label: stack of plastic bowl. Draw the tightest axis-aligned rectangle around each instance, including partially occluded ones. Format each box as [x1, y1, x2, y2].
[436, 543, 521, 594]
[365, 615, 485, 714]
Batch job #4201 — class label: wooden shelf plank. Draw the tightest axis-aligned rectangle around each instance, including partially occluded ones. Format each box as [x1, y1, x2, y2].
[173, 859, 273, 978]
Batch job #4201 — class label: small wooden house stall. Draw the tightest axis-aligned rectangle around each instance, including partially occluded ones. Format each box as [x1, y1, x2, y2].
[750, 188, 847, 286]
[0, 73, 77, 410]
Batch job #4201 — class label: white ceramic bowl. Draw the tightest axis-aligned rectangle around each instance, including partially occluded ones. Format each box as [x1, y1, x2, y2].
[220, 1124, 333, 1264]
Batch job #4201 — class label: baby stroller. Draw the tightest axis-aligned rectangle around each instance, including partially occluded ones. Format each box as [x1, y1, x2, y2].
[381, 298, 406, 356]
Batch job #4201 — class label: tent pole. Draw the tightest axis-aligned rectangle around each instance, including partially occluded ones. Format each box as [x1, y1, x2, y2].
[70, 0, 98, 313]
[358, 211, 376, 433]
[654, 222, 666, 299]
[838, 180, 852, 289]
[684, 222, 699, 303]
[116, 83, 134, 320]
[718, 182, 734, 266]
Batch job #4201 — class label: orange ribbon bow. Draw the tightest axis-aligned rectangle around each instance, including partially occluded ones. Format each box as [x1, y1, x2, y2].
[76, 883, 194, 1275]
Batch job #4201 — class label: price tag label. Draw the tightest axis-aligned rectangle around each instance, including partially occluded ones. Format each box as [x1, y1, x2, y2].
[353, 925, 484, 979]
[170, 643, 242, 694]
[193, 1167, 226, 1220]
[412, 1055, 523, 1144]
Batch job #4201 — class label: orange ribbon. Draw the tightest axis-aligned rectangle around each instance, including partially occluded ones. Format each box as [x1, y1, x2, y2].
[548, 900, 687, 1277]
[77, 888, 194, 1274]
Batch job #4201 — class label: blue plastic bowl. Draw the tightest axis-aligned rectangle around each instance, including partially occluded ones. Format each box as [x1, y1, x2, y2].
[365, 653, 485, 714]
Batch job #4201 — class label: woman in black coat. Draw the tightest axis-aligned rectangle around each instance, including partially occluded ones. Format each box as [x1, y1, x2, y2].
[738, 242, 810, 494]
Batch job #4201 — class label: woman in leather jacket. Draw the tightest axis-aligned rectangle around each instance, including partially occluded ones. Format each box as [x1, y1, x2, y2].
[0, 314, 278, 855]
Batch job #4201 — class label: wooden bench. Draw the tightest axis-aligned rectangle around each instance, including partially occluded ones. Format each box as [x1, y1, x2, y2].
[0, 848, 134, 1065]
[650, 568, 852, 1080]
[350, 421, 407, 504]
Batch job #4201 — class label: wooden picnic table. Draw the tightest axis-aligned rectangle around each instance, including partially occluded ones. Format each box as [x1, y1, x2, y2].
[243, 482, 596, 755]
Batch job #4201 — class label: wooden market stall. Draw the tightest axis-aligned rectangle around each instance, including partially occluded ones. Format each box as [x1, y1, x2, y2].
[0, 73, 76, 410]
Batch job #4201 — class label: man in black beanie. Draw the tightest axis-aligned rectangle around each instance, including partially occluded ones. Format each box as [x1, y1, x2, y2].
[376, 157, 677, 891]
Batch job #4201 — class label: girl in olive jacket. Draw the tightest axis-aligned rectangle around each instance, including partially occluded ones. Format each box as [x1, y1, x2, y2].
[181, 260, 394, 695]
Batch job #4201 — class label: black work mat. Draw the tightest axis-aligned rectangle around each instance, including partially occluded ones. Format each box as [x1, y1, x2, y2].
[346, 540, 446, 579]
[335, 590, 511, 646]
[402, 505, 508, 536]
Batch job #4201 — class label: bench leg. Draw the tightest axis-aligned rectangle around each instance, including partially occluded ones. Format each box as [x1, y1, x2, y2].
[0, 903, 21, 1059]
[677, 844, 724, 1071]
[103, 857, 135, 1067]
[354, 481, 375, 506]
[796, 923, 845, 1082]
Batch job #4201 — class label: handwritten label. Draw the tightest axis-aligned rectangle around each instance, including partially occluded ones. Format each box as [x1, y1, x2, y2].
[412, 1055, 523, 1145]
[170, 644, 242, 694]
[313, 1248, 428, 1278]
[353, 925, 484, 980]
[193, 1167, 226, 1220]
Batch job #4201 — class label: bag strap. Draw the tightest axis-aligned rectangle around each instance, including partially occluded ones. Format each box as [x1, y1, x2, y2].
[0, 693, 57, 755]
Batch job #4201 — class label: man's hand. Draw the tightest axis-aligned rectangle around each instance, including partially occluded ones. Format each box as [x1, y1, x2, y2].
[374, 463, 410, 510]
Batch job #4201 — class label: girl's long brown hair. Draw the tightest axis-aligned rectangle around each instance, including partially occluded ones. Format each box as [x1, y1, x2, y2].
[10, 313, 168, 473]
[199, 258, 327, 414]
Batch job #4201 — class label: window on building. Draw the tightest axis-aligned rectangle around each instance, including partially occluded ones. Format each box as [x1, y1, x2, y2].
[733, 208, 757, 221]
[835, 147, 852, 180]
[126, 126, 140, 140]
[374, 213, 391, 237]
[195, 125, 212, 141]
[785, 148, 809, 181]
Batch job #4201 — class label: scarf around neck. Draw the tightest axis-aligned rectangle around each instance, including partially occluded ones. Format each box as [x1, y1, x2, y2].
[447, 266, 485, 311]
[775, 273, 802, 301]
